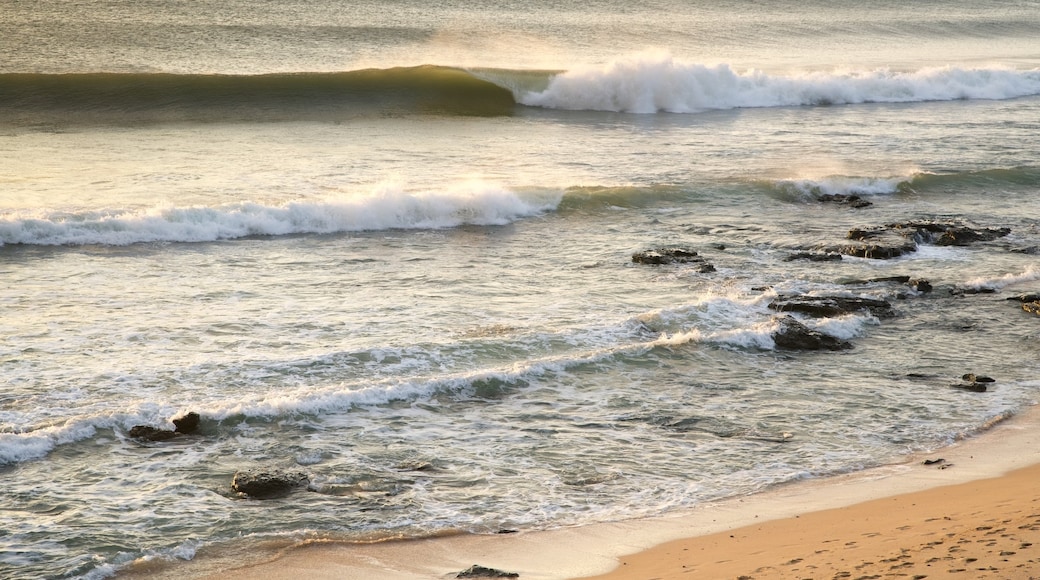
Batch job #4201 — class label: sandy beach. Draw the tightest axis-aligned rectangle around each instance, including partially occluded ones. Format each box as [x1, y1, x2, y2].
[584, 463, 1040, 579]
[119, 404, 1040, 580]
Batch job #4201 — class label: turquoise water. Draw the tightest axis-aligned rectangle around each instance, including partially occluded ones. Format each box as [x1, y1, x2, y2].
[2, 2, 1039, 578]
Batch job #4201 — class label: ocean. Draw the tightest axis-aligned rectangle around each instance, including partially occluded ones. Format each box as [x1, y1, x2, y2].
[2, 1, 1039, 578]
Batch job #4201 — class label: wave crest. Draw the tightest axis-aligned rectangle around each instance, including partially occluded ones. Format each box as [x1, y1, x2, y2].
[0, 183, 562, 246]
[519, 53, 1040, 113]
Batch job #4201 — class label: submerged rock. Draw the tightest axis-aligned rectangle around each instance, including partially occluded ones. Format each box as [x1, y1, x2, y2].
[954, 373, 994, 393]
[961, 373, 995, 383]
[231, 470, 309, 499]
[771, 316, 852, 351]
[128, 411, 201, 441]
[783, 251, 842, 262]
[769, 295, 896, 319]
[824, 220, 1011, 260]
[127, 425, 180, 441]
[819, 193, 873, 208]
[632, 247, 714, 271]
[457, 565, 520, 578]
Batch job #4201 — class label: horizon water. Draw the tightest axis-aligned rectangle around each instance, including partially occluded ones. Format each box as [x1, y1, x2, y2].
[2, 1, 1040, 578]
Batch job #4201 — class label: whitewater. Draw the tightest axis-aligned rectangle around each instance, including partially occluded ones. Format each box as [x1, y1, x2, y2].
[2, 1, 1039, 579]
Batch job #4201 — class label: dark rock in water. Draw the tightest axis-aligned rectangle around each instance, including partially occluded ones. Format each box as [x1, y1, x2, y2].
[772, 316, 852, 351]
[1007, 293, 1040, 303]
[172, 412, 200, 434]
[819, 193, 873, 208]
[129, 411, 201, 441]
[953, 382, 988, 393]
[886, 220, 1011, 246]
[769, 295, 896, 319]
[128, 425, 179, 441]
[908, 278, 932, 293]
[962, 374, 995, 383]
[827, 220, 1011, 260]
[956, 286, 997, 295]
[1010, 246, 1040, 255]
[834, 239, 918, 260]
[843, 275, 911, 284]
[783, 252, 842, 262]
[631, 248, 713, 272]
[457, 565, 519, 578]
[231, 470, 309, 499]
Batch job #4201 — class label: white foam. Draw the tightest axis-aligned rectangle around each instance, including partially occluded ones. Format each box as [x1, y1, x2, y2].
[775, 176, 908, 197]
[0, 182, 562, 246]
[519, 52, 1040, 113]
[963, 266, 1040, 291]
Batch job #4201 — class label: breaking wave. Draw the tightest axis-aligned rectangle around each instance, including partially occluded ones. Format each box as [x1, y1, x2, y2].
[519, 54, 1040, 114]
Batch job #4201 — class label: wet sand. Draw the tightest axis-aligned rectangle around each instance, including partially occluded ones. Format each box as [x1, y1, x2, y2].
[121, 405, 1040, 580]
[583, 462, 1040, 579]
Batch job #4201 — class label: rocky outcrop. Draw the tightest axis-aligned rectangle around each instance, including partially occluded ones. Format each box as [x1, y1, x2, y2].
[632, 247, 715, 272]
[783, 252, 842, 262]
[769, 295, 896, 319]
[1007, 293, 1040, 316]
[819, 193, 872, 208]
[824, 220, 1011, 260]
[953, 373, 995, 392]
[457, 565, 520, 578]
[840, 276, 933, 294]
[231, 470, 309, 499]
[128, 411, 201, 441]
[771, 316, 852, 351]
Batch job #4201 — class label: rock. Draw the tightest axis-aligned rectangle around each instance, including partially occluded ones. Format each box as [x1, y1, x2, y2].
[769, 295, 896, 318]
[953, 382, 988, 393]
[128, 425, 179, 441]
[771, 316, 852, 351]
[1024, 302, 1040, 316]
[128, 410, 201, 441]
[457, 565, 520, 579]
[908, 278, 932, 293]
[1007, 294, 1040, 303]
[819, 193, 873, 208]
[956, 286, 998, 295]
[962, 374, 995, 383]
[1010, 246, 1040, 255]
[783, 252, 842, 262]
[632, 247, 700, 264]
[834, 239, 918, 260]
[844, 275, 911, 284]
[632, 248, 716, 271]
[826, 220, 1011, 260]
[172, 412, 200, 434]
[231, 470, 309, 499]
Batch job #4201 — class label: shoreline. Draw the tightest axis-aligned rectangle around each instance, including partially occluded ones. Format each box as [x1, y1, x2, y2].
[120, 403, 1040, 580]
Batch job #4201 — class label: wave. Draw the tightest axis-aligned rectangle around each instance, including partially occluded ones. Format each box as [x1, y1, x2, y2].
[6, 57, 1039, 125]
[519, 53, 1040, 113]
[962, 266, 1040, 292]
[0, 183, 561, 246]
[760, 166, 1040, 202]
[0, 66, 519, 124]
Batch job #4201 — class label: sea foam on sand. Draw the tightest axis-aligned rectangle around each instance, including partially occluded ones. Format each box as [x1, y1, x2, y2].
[121, 403, 1040, 580]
